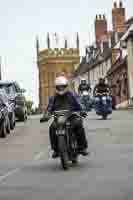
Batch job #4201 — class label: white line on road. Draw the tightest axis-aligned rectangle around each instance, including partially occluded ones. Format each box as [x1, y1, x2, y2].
[34, 151, 45, 161]
[0, 168, 20, 182]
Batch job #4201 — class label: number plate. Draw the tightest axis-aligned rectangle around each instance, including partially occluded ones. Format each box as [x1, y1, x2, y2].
[56, 130, 65, 135]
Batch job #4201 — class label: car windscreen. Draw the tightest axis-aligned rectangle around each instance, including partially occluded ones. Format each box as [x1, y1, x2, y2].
[0, 84, 13, 95]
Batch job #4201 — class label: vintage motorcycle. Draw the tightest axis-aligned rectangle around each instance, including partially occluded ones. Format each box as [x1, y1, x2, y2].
[80, 91, 92, 111]
[40, 109, 87, 170]
[53, 110, 82, 170]
[95, 92, 112, 120]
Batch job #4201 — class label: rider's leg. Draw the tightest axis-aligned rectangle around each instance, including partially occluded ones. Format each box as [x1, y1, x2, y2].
[71, 116, 88, 155]
[49, 121, 58, 157]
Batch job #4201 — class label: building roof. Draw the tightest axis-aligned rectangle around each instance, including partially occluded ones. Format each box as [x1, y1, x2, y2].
[107, 56, 127, 76]
[74, 48, 112, 77]
[126, 17, 133, 27]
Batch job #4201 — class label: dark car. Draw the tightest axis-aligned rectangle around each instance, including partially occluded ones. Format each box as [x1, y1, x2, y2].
[0, 81, 27, 122]
[0, 89, 11, 137]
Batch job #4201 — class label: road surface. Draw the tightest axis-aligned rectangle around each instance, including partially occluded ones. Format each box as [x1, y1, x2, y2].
[0, 111, 133, 200]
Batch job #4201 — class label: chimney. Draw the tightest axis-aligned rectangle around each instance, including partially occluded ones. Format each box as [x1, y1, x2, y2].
[112, 1, 126, 33]
[112, 48, 120, 65]
[95, 14, 107, 47]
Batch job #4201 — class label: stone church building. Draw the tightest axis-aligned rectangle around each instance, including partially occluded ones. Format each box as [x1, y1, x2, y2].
[36, 33, 80, 111]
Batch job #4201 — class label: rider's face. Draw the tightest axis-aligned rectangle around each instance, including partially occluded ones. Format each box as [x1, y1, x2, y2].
[81, 80, 86, 84]
[99, 79, 105, 84]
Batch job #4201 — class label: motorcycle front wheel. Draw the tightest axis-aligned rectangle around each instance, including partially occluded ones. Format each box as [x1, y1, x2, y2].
[72, 156, 78, 164]
[58, 135, 69, 170]
[102, 114, 107, 120]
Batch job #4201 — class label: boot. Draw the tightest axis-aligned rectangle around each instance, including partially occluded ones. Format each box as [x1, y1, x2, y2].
[52, 151, 59, 158]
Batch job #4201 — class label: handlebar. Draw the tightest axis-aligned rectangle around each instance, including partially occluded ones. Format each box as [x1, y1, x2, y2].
[95, 92, 110, 96]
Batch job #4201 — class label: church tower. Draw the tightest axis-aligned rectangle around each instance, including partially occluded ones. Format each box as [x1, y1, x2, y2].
[37, 33, 80, 111]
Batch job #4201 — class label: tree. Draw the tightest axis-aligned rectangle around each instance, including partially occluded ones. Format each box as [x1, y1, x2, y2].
[25, 100, 33, 114]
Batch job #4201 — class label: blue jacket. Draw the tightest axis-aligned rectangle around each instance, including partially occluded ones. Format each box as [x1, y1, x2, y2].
[47, 91, 82, 112]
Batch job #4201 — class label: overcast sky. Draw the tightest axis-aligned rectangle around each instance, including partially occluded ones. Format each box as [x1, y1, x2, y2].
[0, 0, 132, 106]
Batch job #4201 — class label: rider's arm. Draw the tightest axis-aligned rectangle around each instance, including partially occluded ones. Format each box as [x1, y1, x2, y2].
[47, 96, 55, 113]
[70, 92, 83, 111]
[89, 86, 91, 93]
[87, 85, 91, 92]
[106, 84, 111, 94]
[93, 85, 97, 96]
[78, 85, 81, 94]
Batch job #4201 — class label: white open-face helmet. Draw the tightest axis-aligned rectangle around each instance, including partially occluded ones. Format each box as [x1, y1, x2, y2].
[55, 76, 68, 95]
[81, 78, 87, 84]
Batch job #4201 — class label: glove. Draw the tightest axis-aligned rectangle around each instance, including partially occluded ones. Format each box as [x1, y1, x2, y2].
[80, 111, 87, 118]
[40, 111, 51, 123]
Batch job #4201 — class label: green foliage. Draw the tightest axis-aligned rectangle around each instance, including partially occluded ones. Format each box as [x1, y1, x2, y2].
[25, 100, 33, 114]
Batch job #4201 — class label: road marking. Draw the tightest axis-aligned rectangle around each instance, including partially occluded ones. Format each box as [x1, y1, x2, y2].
[34, 151, 45, 161]
[0, 168, 20, 182]
[0, 151, 47, 182]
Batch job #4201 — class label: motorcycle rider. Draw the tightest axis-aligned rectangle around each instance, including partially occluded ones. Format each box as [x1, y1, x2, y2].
[78, 78, 91, 95]
[41, 75, 88, 158]
[93, 77, 112, 114]
[93, 77, 110, 96]
[78, 78, 92, 111]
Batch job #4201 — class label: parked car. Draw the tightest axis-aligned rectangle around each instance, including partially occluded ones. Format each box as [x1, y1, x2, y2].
[0, 104, 9, 138]
[0, 81, 27, 122]
[0, 89, 11, 137]
[8, 96, 16, 130]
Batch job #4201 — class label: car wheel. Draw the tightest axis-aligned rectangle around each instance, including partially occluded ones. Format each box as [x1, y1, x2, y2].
[6, 117, 11, 134]
[10, 112, 15, 130]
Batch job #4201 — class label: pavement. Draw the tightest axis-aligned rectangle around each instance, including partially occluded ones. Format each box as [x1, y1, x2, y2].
[0, 111, 133, 199]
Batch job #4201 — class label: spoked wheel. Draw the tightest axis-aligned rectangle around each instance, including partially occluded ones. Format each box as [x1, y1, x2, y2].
[58, 135, 69, 170]
[71, 136, 78, 165]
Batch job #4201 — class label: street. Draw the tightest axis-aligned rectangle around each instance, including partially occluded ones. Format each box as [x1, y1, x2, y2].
[0, 111, 133, 199]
